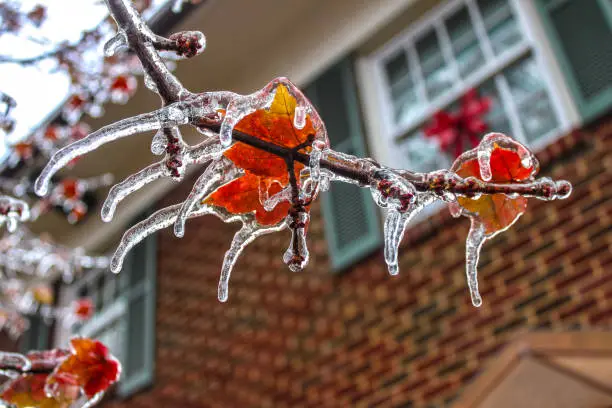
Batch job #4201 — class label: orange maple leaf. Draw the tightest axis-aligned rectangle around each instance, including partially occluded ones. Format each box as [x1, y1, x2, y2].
[206, 84, 320, 226]
[1, 374, 67, 408]
[46, 338, 120, 399]
[453, 145, 537, 235]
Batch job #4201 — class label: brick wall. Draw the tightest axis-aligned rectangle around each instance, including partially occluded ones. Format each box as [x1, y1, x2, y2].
[106, 119, 612, 408]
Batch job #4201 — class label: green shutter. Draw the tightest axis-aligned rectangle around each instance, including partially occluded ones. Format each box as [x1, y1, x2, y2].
[536, 0, 612, 121]
[306, 57, 382, 272]
[20, 316, 50, 352]
[118, 233, 157, 397]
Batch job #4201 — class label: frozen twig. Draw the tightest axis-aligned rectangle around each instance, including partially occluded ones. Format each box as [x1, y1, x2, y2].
[31, 0, 573, 307]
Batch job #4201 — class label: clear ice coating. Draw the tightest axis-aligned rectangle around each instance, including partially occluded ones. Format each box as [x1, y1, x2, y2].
[34, 106, 189, 196]
[293, 105, 307, 130]
[218, 222, 284, 302]
[150, 129, 167, 155]
[283, 211, 310, 272]
[102, 138, 223, 222]
[31, 0, 572, 315]
[476, 132, 534, 181]
[218, 77, 328, 148]
[103, 31, 128, 56]
[263, 187, 292, 211]
[308, 140, 327, 183]
[465, 219, 485, 307]
[173, 159, 237, 237]
[381, 193, 436, 276]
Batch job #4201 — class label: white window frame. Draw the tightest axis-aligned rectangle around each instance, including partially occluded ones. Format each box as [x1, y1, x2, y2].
[356, 0, 580, 172]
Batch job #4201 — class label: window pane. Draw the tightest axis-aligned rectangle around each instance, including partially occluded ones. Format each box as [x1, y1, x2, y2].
[125, 295, 147, 379]
[416, 30, 455, 100]
[479, 80, 512, 136]
[400, 131, 450, 172]
[130, 244, 148, 286]
[385, 50, 409, 85]
[95, 275, 105, 311]
[504, 57, 559, 142]
[446, 6, 484, 78]
[103, 275, 119, 304]
[384, 51, 421, 126]
[78, 286, 88, 299]
[478, 0, 522, 54]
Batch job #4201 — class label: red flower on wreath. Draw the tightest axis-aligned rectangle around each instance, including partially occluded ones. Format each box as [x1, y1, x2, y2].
[424, 88, 491, 158]
[73, 298, 94, 321]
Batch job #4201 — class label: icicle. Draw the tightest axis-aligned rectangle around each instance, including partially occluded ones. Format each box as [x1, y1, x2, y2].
[263, 187, 292, 211]
[293, 105, 306, 129]
[383, 209, 403, 276]
[35, 106, 188, 196]
[382, 193, 436, 276]
[465, 219, 486, 307]
[218, 225, 256, 302]
[144, 73, 158, 93]
[477, 132, 534, 181]
[111, 205, 182, 273]
[284, 212, 309, 272]
[309, 140, 327, 183]
[103, 31, 128, 57]
[5, 216, 17, 233]
[174, 160, 238, 237]
[102, 162, 168, 222]
[102, 139, 223, 222]
[150, 129, 166, 155]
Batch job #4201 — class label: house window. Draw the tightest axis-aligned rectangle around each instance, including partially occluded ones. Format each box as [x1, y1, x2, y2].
[535, 0, 612, 121]
[20, 315, 51, 352]
[71, 230, 156, 397]
[370, 0, 565, 172]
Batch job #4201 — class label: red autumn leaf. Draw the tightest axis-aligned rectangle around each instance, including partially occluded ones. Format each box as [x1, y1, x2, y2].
[43, 125, 62, 142]
[73, 298, 94, 321]
[205, 84, 320, 226]
[453, 144, 536, 235]
[47, 338, 120, 399]
[13, 142, 34, 160]
[1, 374, 66, 408]
[27, 5, 47, 27]
[207, 172, 292, 226]
[60, 179, 80, 200]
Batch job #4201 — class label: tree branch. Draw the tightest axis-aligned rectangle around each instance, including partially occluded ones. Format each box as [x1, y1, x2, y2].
[106, 0, 184, 104]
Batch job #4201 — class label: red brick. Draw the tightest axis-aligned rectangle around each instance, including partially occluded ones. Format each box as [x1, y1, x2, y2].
[100, 118, 612, 408]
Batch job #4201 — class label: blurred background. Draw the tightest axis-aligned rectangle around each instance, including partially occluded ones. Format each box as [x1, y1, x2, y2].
[1, 0, 611, 407]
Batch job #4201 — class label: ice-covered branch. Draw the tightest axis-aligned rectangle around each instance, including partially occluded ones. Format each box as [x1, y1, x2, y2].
[0, 338, 120, 408]
[32, 0, 573, 308]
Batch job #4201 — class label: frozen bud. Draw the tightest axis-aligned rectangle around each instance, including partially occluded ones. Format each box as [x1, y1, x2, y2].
[169, 31, 206, 59]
